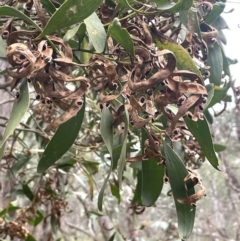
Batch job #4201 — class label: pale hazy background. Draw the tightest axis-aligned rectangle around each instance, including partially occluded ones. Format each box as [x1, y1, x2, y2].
[223, 1, 240, 84]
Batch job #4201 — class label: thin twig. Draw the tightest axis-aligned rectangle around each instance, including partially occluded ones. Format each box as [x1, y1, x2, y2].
[65, 222, 98, 241]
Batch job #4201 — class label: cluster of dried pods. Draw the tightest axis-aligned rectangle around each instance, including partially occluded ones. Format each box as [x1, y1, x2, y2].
[2, 0, 221, 206]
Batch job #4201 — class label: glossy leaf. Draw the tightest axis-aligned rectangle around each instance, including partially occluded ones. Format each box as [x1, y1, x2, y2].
[0, 6, 41, 30]
[207, 80, 231, 108]
[37, 97, 85, 173]
[185, 116, 220, 170]
[141, 129, 164, 206]
[206, 41, 223, 86]
[118, 104, 129, 188]
[38, 0, 102, 37]
[108, 18, 135, 57]
[22, 184, 34, 201]
[204, 2, 225, 24]
[84, 12, 107, 53]
[0, 79, 29, 150]
[163, 141, 195, 240]
[214, 143, 226, 152]
[98, 107, 113, 211]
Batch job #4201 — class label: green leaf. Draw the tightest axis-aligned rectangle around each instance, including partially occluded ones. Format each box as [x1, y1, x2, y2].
[204, 84, 214, 109]
[204, 2, 225, 24]
[180, 7, 202, 39]
[40, 0, 56, 15]
[0, 36, 6, 58]
[0, 202, 20, 217]
[98, 107, 113, 211]
[108, 233, 116, 241]
[84, 12, 107, 53]
[154, 35, 203, 79]
[221, 46, 230, 76]
[211, 16, 229, 30]
[38, 0, 102, 38]
[152, 0, 193, 13]
[118, 104, 129, 188]
[76, 23, 87, 44]
[10, 155, 31, 175]
[141, 129, 164, 206]
[185, 116, 220, 170]
[37, 97, 85, 173]
[131, 171, 143, 205]
[0, 6, 41, 30]
[214, 143, 226, 152]
[26, 234, 37, 241]
[22, 183, 34, 201]
[207, 80, 231, 108]
[28, 210, 44, 226]
[110, 183, 121, 204]
[203, 109, 213, 124]
[63, 24, 83, 42]
[0, 79, 29, 150]
[218, 29, 227, 45]
[206, 41, 223, 86]
[108, 18, 135, 57]
[163, 141, 195, 240]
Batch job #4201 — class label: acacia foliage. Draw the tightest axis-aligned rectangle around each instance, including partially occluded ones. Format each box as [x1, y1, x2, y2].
[0, 0, 234, 240]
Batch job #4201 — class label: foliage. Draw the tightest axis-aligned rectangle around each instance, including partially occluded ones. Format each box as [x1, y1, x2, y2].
[0, 0, 237, 240]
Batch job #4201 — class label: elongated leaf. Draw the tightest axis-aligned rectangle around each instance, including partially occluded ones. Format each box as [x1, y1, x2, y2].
[211, 16, 229, 30]
[141, 129, 164, 206]
[0, 6, 41, 30]
[63, 24, 82, 42]
[207, 41, 223, 86]
[22, 184, 34, 201]
[204, 84, 214, 109]
[37, 97, 85, 173]
[214, 143, 226, 152]
[207, 80, 231, 108]
[154, 35, 202, 79]
[152, 0, 193, 13]
[118, 105, 129, 188]
[221, 46, 230, 76]
[84, 12, 107, 53]
[26, 234, 37, 241]
[0, 79, 29, 150]
[203, 109, 213, 124]
[0, 36, 6, 58]
[38, 0, 102, 37]
[98, 108, 113, 211]
[108, 18, 135, 57]
[40, 0, 56, 14]
[110, 183, 121, 203]
[131, 171, 143, 205]
[185, 116, 220, 170]
[163, 141, 195, 240]
[204, 2, 225, 24]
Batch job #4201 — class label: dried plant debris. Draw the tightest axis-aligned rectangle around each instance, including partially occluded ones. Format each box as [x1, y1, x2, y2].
[2, 1, 222, 180]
